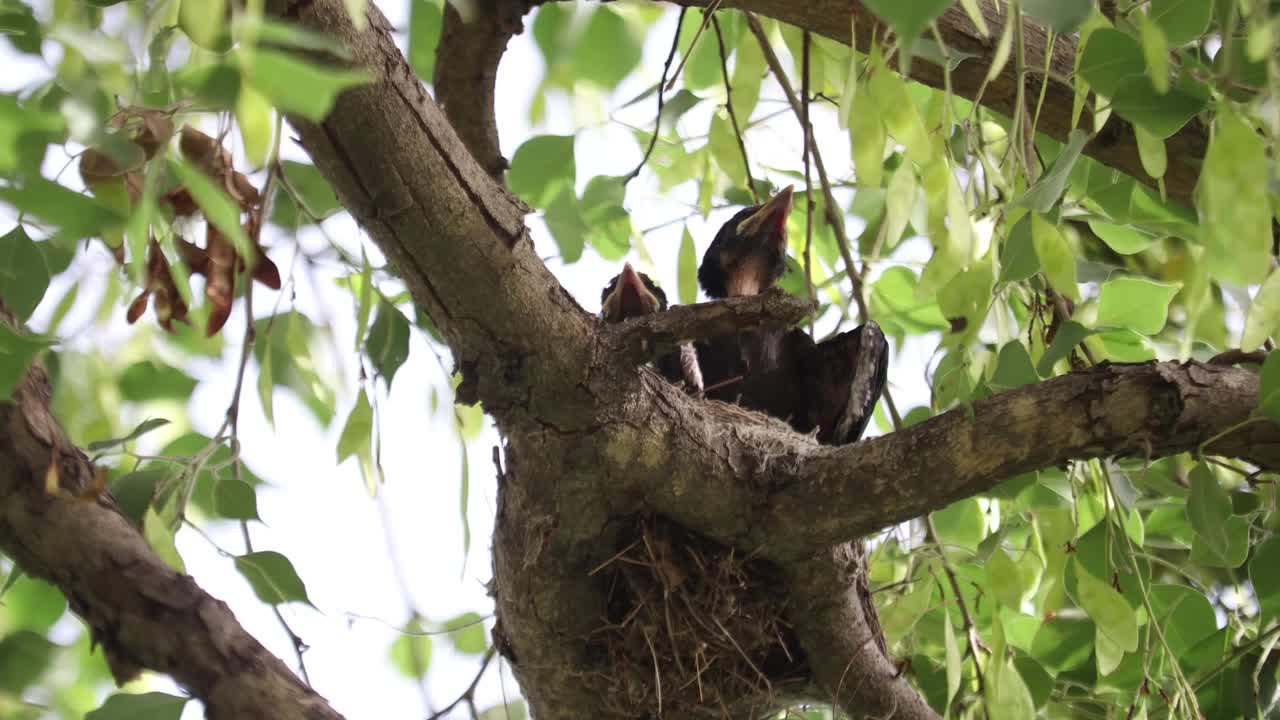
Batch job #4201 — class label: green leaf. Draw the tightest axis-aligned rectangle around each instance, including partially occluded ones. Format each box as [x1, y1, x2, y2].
[932, 498, 986, 553]
[1259, 352, 1280, 423]
[444, 612, 488, 655]
[1088, 221, 1156, 255]
[879, 572, 934, 640]
[389, 618, 433, 679]
[86, 418, 171, 452]
[337, 389, 373, 464]
[1242, 268, 1280, 352]
[678, 227, 697, 305]
[861, 0, 953, 48]
[870, 266, 948, 335]
[271, 161, 341, 228]
[0, 325, 49, 400]
[213, 478, 260, 521]
[1078, 29, 1146, 97]
[987, 659, 1036, 720]
[1134, 124, 1168, 179]
[1150, 0, 1213, 46]
[986, 546, 1025, 607]
[479, 702, 527, 720]
[167, 156, 252, 260]
[119, 361, 199, 402]
[708, 111, 746, 188]
[180, 0, 231, 52]
[1198, 107, 1272, 285]
[258, 341, 275, 427]
[1030, 214, 1078, 300]
[143, 506, 185, 572]
[569, 7, 641, 90]
[730, 30, 765, 120]
[86, 692, 189, 720]
[0, 226, 49, 322]
[1149, 584, 1217, 657]
[1030, 616, 1095, 671]
[1187, 462, 1248, 568]
[1250, 536, 1280, 628]
[367, 300, 411, 387]
[1036, 320, 1094, 376]
[1074, 561, 1138, 653]
[1111, 74, 1207, 139]
[866, 62, 932, 165]
[883, 161, 915, 248]
[235, 84, 273, 168]
[1139, 14, 1170, 94]
[999, 215, 1039, 282]
[234, 550, 313, 605]
[1095, 276, 1179, 335]
[3, 576, 65, 632]
[508, 134, 575, 208]
[245, 49, 371, 122]
[1018, 129, 1088, 212]
[543, 188, 587, 263]
[0, 3, 42, 55]
[0, 179, 125, 243]
[1020, 0, 1092, 33]
[849, 82, 885, 188]
[0, 631, 53, 693]
[408, 0, 444, 80]
[944, 606, 961, 708]
[990, 342, 1039, 390]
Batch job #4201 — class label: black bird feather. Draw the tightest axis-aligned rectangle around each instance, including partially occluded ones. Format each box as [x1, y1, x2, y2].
[695, 186, 888, 444]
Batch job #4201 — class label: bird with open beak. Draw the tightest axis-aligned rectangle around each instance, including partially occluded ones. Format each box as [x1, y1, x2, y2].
[600, 262, 703, 394]
[695, 185, 889, 445]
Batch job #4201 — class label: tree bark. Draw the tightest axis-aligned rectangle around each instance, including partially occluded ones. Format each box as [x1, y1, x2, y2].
[0, 314, 343, 720]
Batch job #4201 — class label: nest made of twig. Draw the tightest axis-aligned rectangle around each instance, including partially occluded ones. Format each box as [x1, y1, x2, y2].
[586, 514, 809, 718]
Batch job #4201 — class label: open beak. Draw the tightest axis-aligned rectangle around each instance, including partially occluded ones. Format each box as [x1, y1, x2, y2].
[617, 262, 656, 318]
[734, 185, 794, 250]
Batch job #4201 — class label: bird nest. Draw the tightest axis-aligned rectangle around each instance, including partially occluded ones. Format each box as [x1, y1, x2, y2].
[587, 514, 809, 718]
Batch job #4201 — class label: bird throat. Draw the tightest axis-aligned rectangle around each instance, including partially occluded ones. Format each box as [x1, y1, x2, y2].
[724, 254, 772, 297]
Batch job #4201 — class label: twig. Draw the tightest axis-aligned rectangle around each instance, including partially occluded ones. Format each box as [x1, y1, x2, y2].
[925, 516, 986, 695]
[744, 12, 869, 324]
[1209, 349, 1269, 366]
[801, 29, 816, 337]
[625, 8, 686, 184]
[426, 647, 498, 720]
[711, 14, 757, 202]
[663, 0, 723, 92]
[219, 134, 313, 687]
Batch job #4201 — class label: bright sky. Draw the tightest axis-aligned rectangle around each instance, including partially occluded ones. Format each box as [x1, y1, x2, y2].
[3, 2, 943, 718]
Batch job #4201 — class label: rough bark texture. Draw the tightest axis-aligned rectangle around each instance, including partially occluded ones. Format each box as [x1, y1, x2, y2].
[0, 1, 1259, 719]
[0, 314, 342, 720]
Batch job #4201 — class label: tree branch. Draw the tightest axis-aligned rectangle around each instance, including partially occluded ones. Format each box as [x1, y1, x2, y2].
[606, 290, 814, 365]
[631, 360, 1279, 562]
[0, 339, 342, 720]
[434, 0, 534, 179]
[668, 0, 1207, 209]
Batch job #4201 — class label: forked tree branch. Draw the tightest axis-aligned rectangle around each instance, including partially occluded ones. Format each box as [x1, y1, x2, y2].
[0, 314, 343, 720]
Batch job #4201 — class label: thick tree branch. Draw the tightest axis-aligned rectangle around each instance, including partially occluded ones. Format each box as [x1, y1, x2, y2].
[0, 350, 342, 719]
[606, 289, 813, 364]
[434, 0, 534, 179]
[630, 360, 1279, 562]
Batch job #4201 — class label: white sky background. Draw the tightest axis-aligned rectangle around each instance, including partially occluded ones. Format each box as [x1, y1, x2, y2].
[0, 1, 949, 718]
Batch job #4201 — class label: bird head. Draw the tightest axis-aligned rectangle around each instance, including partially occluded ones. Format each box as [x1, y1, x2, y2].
[697, 185, 794, 299]
[600, 262, 669, 323]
